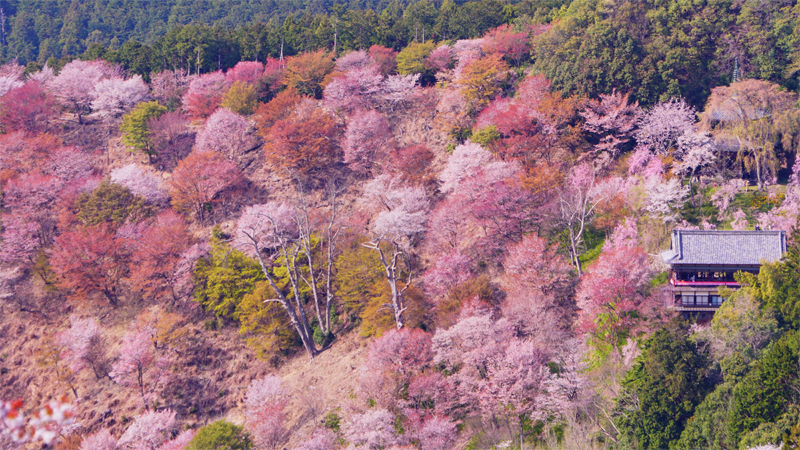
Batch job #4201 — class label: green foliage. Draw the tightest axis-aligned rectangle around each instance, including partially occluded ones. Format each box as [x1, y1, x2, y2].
[334, 242, 394, 337]
[74, 180, 153, 227]
[727, 331, 800, 446]
[676, 381, 736, 450]
[193, 238, 265, 320]
[324, 409, 341, 432]
[221, 81, 258, 116]
[120, 101, 167, 156]
[396, 42, 434, 75]
[739, 405, 800, 450]
[615, 324, 715, 450]
[471, 125, 500, 146]
[186, 421, 253, 450]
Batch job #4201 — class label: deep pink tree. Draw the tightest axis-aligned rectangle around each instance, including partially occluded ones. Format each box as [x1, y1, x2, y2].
[368, 45, 398, 76]
[116, 409, 176, 449]
[109, 323, 170, 410]
[342, 109, 395, 175]
[78, 428, 117, 450]
[422, 249, 472, 299]
[426, 45, 454, 73]
[194, 107, 253, 159]
[0, 81, 58, 133]
[91, 75, 150, 119]
[226, 61, 266, 86]
[54, 315, 109, 380]
[168, 150, 242, 221]
[181, 71, 228, 119]
[49, 59, 118, 123]
[482, 24, 530, 67]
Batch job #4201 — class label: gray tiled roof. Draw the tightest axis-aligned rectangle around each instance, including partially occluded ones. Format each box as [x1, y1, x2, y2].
[661, 230, 786, 266]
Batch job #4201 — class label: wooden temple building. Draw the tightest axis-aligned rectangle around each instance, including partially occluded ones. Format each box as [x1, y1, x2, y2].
[660, 230, 787, 319]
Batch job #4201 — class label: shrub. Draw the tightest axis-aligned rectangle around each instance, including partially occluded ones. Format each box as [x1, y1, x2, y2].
[186, 421, 253, 450]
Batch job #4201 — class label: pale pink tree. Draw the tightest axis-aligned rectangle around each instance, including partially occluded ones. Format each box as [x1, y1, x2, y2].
[91, 75, 150, 119]
[731, 209, 749, 230]
[181, 71, 228, 119]
[295, 429, 337, 450]
[438, 141, 492, 194]
[711, 179, 742, 216]
[580, 90, 641, 165]
[604, 217, 639, 251]
[157, 429, 196, 450]
[380, 74, 420, 111]
[194, 107, 252, 159]
[323, 65, 384, 113]
[644, 175, 689, 221]
[422, 249, 472, 299]
[79, 428, 117, 450]
[673, 130, 717, 199]
[110, 164, 168, 205]
[342, 109, 395, 175]
[244, 376, 289, 450]
[412, 415, 457, 450]
[0, 61, 24, 97]
[557, 164, 607, 276]
[343, 409, 404, 449]
[150, 69, 195, 107]
[109, 324, 170, 410]
[54, 315, 110, 380]
[361, 175, 430, 329]
[49, 59, 118, 123]
[635, 98, 697, 155]
[27, 65, 55, 86]
[116, 409, 176, 450]
[336, 50, 373, 71]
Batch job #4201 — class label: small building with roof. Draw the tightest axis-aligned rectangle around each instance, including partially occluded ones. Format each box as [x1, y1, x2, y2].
[661, 229, 787, 319]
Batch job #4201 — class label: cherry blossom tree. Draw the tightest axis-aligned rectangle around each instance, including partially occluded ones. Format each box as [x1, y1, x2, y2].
[482, 24, 530, 67]
[413, 415, 458, 450]
[368, 45, 398, 76]
[335, 50, 373, 72]
[225, 61, 265, 86]
[127, 210, 192, 301]
[381, 74, 420, 111]
[576, 246, 654, 353]
[635, 98, 697, 155]
[91, 75, 149, 119]
[181, 71, 228, 119]
[673, 130, 717, 198]
[243, 376, 289, 450]
[359, 328, 433, 407]
[150, 69, 195, 108]
[343, 109, 395, 175]
[54, 315, 109, 380]
[295, 429, 337, 450]
[157, 430, 196, 450]
[0, 81, 58, 133]
[0, 61, 24, 97]
[78, 428, 117, 450]
[343, 409, 403, 449]
[439, 141, 492, 194]
[116, 409, 176, 449]
[109, 323, 170, 410]
[580, 90, 641, 165]
[422, 250, 472, 299]
[426, 45, 454, 74]
[361, 175, 430, 329]
[557, 164, 606, 276]
[323, 65, 384, 114]
[51, 225, 127, 306]
[49, 59, 118, 123]
[148, 111, 192, 168]
[110, 164, 168, 205]
[194, 107, 253, 159]
[644, 175, 689, 221]
[168, 151, 241, 221]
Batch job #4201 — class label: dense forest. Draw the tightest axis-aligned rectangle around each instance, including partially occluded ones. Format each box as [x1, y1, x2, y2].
[1, 1, 800, 450]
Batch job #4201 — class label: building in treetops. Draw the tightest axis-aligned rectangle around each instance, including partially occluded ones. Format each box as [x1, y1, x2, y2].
[661, 229, 786, 320]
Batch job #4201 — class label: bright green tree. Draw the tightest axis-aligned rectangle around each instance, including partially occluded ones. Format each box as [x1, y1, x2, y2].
[221, 81, 258, 115]
[120, 101, 167, 161]
[395, 41, 434, 76]
[187, 421, 253, 450]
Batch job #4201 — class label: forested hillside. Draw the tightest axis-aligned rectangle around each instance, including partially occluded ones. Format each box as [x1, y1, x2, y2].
[1, 1, 800, 450]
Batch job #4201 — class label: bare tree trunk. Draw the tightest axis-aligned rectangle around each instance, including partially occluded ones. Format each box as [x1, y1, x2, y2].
[363, 240, 409, 329]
